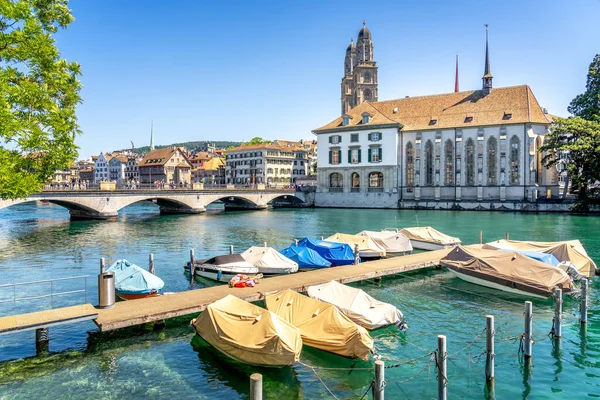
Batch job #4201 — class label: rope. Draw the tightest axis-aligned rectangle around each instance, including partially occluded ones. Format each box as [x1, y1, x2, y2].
[299, 361, 341, 400]
[358, 381, 373, 400]
[395, 360, 434, 386]
[297, 360, 372, 371]
[447, 328, 485, 358]
[385, 352, 436, 369]
[434, 350, 449, 385]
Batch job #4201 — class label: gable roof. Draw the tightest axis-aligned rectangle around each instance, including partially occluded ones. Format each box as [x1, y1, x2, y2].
[139, 147, 177, 167]
[313, 85, 549, 133]
[203, 157, 225, 170]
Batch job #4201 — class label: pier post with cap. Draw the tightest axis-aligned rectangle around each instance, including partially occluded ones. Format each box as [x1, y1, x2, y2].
[581, 278, 588, 324]
[524, 301, 533, 358]
[437, 335, 447, 400]
[250, 373, 263, 400]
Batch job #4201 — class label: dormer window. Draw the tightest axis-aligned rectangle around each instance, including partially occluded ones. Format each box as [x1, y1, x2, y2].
[503, 112, 512, 120]
[464, 116, 473, 123]
[361, 112, 373, 124]
[429, 119, 437, 126]
[341, 113, 352, 126]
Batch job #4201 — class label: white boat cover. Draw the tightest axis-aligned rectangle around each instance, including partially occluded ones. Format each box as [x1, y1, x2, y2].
[357, 231, 413, 254]
[191, 295, 302, 367]
[306, 280, 403, 330]
[241, 247, 299, 274]
[399, 226, 461, 246]
[441, 246, 575, 297]
[265, 289, 374, 360]
[484, 239, 597, 278]
[325, 233, 386, 257]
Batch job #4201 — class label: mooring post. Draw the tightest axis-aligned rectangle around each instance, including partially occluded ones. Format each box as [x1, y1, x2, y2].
[374, 359, 385, 400]
[229, 245, 234, 255]
[295, 239, 299, 246]
[479, 231, 483, 244]
[505, 232, 509, 240]
[524, 301, 533, 358]
[148, 253, 155, 275]
[581, 278, 588, 324]
[250, 373, 263, 400]
[437, 335, 447, 400]
[100, 257, 106, 274]
[35, 327, 49, 355]
[264, 241, 267, 247]
[553, 288, 563, 338]
[485, 315, 495, 385]
[189, 249, 195, 275]
[354, 244, 360, 265]
[321, 236, 324, 240]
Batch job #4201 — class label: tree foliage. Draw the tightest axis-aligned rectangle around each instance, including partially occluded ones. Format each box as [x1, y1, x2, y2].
[244, 137, 272, 146]
[0, 0, 82, 199]
[568, 54, 600, 122]
[540, 117, 600, 201]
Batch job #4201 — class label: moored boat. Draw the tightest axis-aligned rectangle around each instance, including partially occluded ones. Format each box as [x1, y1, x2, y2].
[241, 246, 298, 275]
[189, 254, 258, 282]
[325, 233, 386, 259]
[441, 246, 575, 298]
[306, 280, 405, 330]
[296, 237, 357, 266]
[191, 295, 302, 367]
[356, 230, 413, 257]
[397, 226, 461, 251]
[106, 259, 165, 300]
[265, 289, 374, 360]
[279, 245, 332, 271]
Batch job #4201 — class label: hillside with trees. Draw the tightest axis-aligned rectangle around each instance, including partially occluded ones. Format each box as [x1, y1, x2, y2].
[126, 141, 243, 155]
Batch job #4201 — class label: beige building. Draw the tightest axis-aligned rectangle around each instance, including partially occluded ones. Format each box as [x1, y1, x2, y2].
[138, 147, 193, 186]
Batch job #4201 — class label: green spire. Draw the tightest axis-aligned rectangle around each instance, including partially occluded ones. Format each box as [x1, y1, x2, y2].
[150, 121, 155, 150]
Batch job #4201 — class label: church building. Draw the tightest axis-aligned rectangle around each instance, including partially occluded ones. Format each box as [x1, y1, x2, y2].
[313, 24, 558, 209]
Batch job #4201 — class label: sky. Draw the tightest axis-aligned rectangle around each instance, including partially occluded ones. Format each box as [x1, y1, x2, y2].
[55, 0, 600, 158]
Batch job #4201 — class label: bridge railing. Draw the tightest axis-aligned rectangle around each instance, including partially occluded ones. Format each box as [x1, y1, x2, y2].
[41, 183, 299, 192]
[0, 275, 90, 310]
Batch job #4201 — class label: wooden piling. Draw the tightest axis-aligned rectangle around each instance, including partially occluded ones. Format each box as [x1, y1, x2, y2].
[485, 315, 495, 384]
[189, 249, 195, 275]
[437, 335, 447, 400]
[148, 253, 155, 275]
[100, 257, 106, 274]
[354, 244, 360, 265]
[374, 359, 385, 400]
[553, 288, 562, 338]
[229, 245, 234, 255]
[524, 301, 533, 358]
[581, 278, 588, 324]
[505, 232, 509, 240]
[295, 239, 299, 246]
[35, 327, 49, 354]
[250, 373, 263, 400]
[264, 241, 267, 248]
[479, 231, 483, 244]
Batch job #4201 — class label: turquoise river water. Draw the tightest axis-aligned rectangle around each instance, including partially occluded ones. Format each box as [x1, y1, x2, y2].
[0, 203, 599, 399]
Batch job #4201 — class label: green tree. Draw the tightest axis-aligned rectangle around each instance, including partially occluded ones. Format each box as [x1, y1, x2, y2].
[0, 0, 82, 199]
[568, 54, 600, 122]
[540, 117, 600, 203]
[244, 137, 272, 146]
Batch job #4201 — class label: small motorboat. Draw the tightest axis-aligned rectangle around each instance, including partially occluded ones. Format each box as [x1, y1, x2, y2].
[356, 230, 413, 257]
[395, 226, 461, 251]
[441, 246, 575, 298]
[306, 280, 405, 330]
[191, 295, 302, 367]
[241, 246, 298, 275]
[106, 259, 165, 300]
[296, 237, 357, 266]
[325, 233, 386, 259]
[265, 289, 374, 360]
[188, 254, 258, 282]
[279, 245, 332, 271]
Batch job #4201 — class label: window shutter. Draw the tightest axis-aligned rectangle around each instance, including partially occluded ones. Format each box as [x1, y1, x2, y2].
[379, 148, 382, 161]
[328, 136, 332, 144]
[338, 135, 342, 143]
[368, 148, 372, 162]
[329, 150, 332, 164]
[358, 149, 362, 163]
[368, 133, 372, 141]
[348, 149, 352, 163]
[338, 150, 342, 164]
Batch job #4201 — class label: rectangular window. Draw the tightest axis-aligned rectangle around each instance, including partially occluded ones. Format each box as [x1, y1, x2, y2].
[368, 147, 382, 163]
[351, 133, 359, 143]
[329, 135, 341, 144]
[368, 132, 381, 141]
[351, 149, 359, 163]
[332, 150, 340, 164]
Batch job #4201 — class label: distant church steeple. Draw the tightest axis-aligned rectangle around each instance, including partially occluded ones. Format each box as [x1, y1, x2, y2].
[454, 54, 459, 93]
[150, 121, 155, 150]
[482, 24, 493, 96]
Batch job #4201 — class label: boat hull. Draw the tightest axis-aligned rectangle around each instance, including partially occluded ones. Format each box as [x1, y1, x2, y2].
[194, 265, 258, 282]
[448, 269, 547, 299]
[116, 291, 159, 301]
[409, 239, 458, 251]
[358, 250, 384, 259]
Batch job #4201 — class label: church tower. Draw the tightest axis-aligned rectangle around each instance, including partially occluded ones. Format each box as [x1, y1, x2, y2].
[482, 25, 493, 96]
[340, 22, 378, 115]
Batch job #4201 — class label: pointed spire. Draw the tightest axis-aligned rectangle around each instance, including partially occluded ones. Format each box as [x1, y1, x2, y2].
[482, 24, 493, 95]
[454, 54, 459, 93]
[150, 121, 155, 151]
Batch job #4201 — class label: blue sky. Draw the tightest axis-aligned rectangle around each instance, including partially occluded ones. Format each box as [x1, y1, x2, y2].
[56, 0, 600, 158]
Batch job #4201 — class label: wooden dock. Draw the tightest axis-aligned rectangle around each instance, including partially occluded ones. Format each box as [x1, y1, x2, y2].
[0, 304, 98, 336]
[95, 248, 449, 331]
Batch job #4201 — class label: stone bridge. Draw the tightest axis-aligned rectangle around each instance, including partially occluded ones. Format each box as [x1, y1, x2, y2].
[0, 189, 310, 220]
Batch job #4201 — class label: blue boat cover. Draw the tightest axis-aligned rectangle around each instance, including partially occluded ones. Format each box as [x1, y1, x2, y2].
[296, 237, 357, 266]
[106, 260, 165, 294]
[496, 249, 561, 267]
[280, 245, 332, 270]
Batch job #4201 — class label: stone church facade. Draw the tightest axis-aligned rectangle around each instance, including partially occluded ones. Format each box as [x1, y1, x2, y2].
[314, 25, 558, 209]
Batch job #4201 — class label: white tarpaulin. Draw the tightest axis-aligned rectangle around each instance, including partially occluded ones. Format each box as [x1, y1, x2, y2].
[241, 247, 298, 274]
[325, 233, 386, 257]
[399, 226, 461, 246]
[356, 231, 413, 255]
[307, 280, 403, 330]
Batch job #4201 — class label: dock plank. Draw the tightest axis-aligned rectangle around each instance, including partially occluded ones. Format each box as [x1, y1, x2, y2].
[0, 304, 98, 335]
[95, 248, 450, 332]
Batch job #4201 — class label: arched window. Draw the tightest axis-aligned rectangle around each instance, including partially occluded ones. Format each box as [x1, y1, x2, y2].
[363, 89, 372, 101]
[510, 136, 520, 185]
[329, 173, 343, 192]
[425, 140, 433, 185]
[487, 137, 498, 185]
[466, 138, 475, 186]
[444, 140, 454, 185]
[406, 142, 414, 186]
[368, 172, 384, 192]
[351, 172, 360, 192]
[364, 72, 371, 83]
